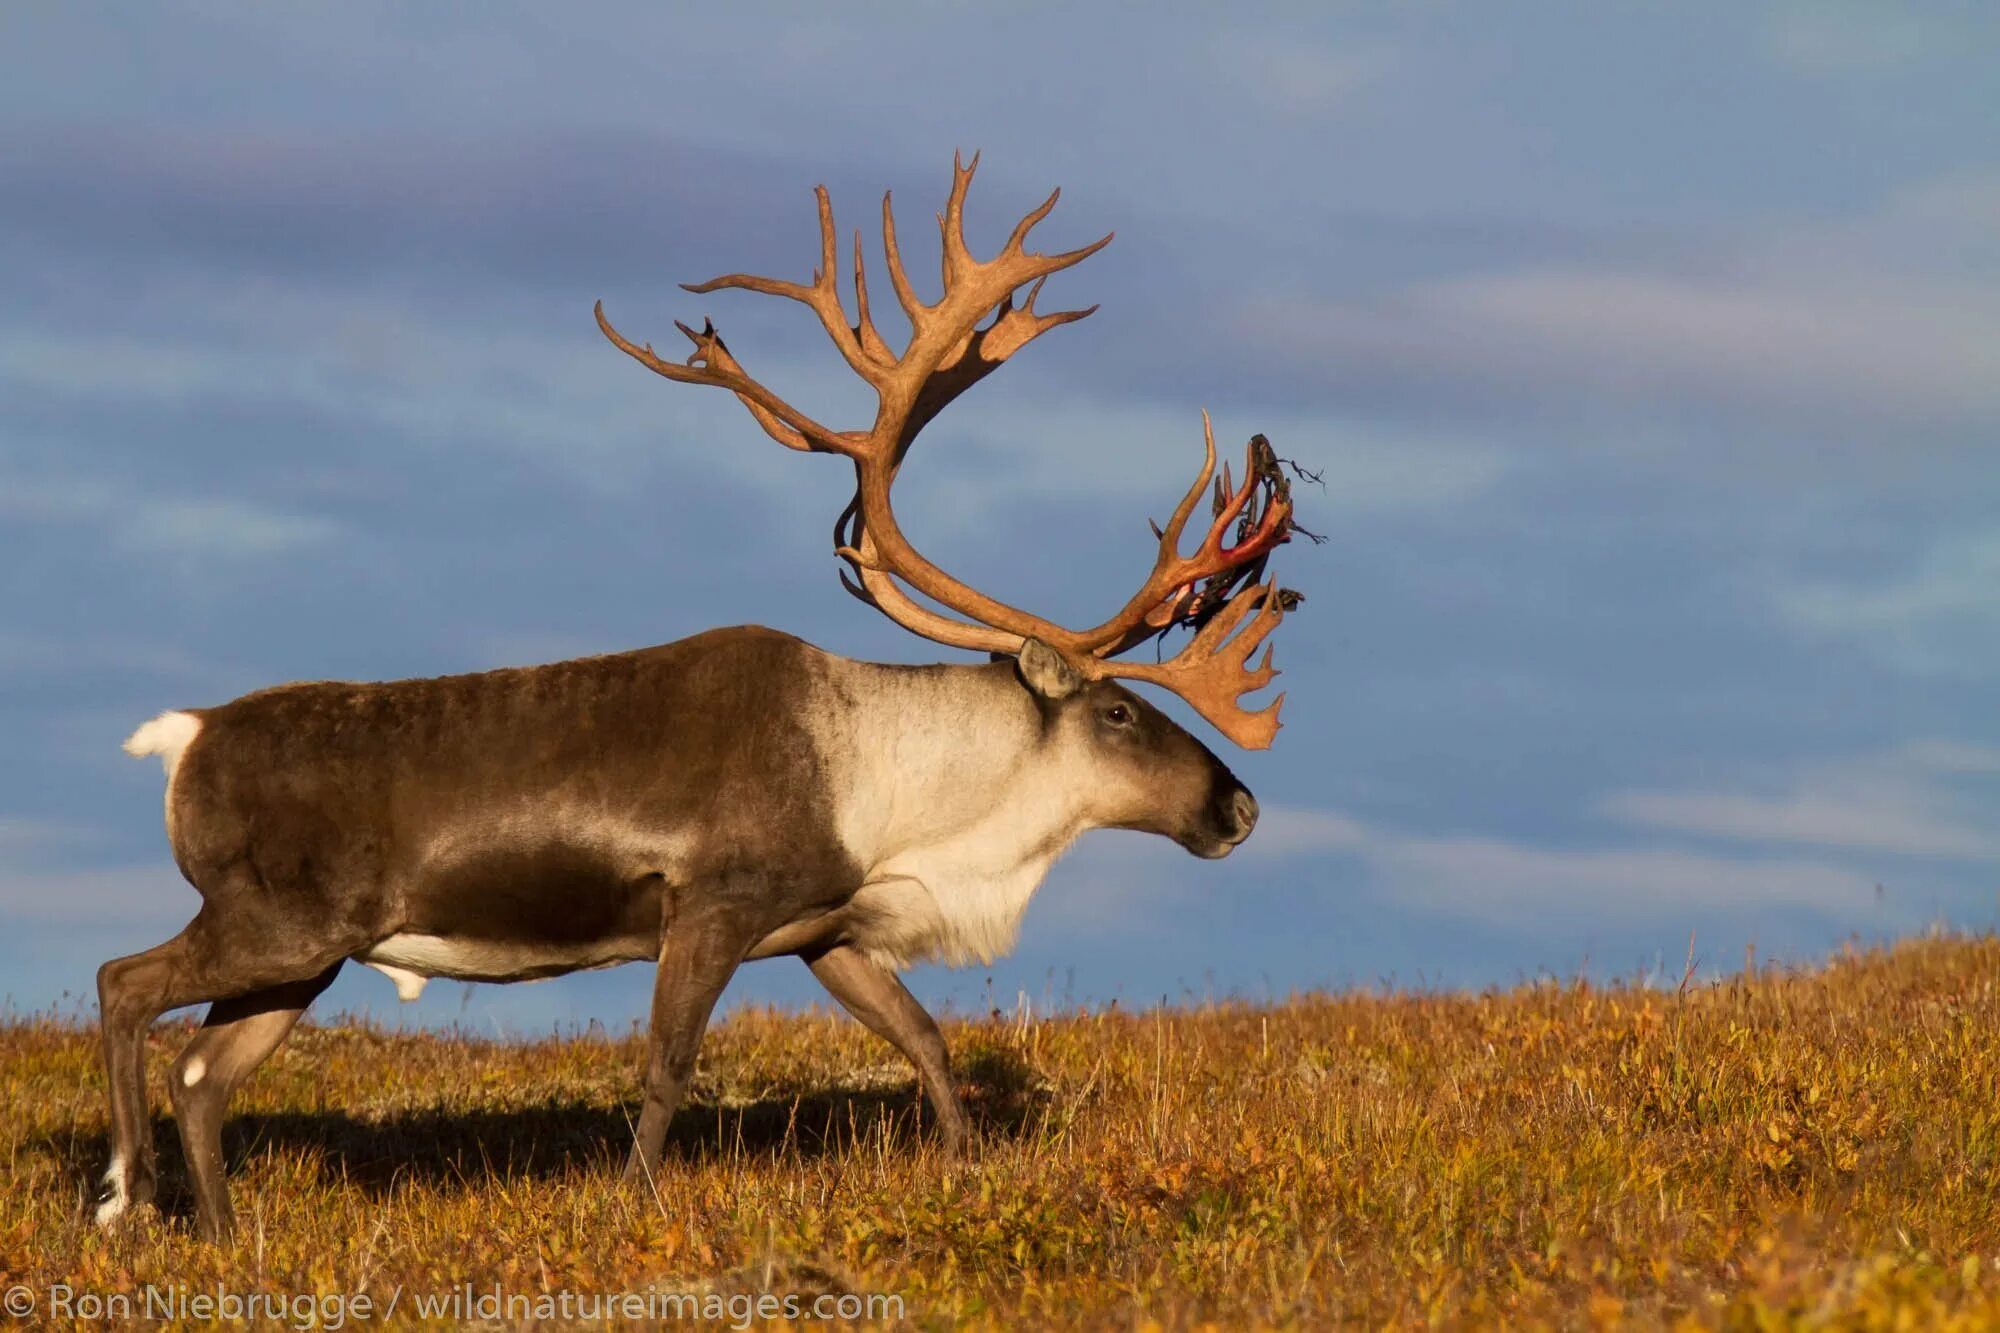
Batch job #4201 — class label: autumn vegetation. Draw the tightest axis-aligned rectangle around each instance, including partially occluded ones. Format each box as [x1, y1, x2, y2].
[4, 933, 1999, 1328]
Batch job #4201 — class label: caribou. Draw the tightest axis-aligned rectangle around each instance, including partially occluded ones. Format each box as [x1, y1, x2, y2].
[97, 154, 1305, 1241]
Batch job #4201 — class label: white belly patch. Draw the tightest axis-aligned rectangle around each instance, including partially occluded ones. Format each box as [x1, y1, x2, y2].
[357, 933, 653, 1001]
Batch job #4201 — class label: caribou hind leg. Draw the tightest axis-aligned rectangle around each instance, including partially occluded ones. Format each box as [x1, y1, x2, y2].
[95, 923, 211, 1229]
[623, 901, 760, 1186]
[167, 965, 342, 1242]
[806, 945, 969, 1154]
[96, 892, 365, 1239]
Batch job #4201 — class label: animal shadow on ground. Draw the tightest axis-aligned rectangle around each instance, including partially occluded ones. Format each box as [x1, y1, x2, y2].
[45, 1043, 1052, 1226]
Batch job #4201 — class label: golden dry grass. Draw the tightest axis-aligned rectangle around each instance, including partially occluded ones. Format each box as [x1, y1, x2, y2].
[4, 934, 2000, 1328]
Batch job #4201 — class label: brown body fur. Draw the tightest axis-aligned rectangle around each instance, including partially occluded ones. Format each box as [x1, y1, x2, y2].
[170, 627, 858, 960]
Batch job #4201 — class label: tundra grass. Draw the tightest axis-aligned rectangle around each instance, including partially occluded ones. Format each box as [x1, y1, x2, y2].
[3, 935, 1999, 1328]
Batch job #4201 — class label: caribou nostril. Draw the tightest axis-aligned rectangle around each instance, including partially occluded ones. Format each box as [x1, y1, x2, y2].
[1230, 789, 1259, 837]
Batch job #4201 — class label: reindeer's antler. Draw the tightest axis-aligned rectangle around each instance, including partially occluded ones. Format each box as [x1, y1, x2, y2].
[596, 153, 1305, 748]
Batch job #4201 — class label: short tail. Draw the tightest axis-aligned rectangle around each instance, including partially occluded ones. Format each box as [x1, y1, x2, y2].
[123, 710, 203, 777]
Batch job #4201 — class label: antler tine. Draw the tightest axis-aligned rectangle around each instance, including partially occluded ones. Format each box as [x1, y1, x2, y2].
[851, 228, 895, 367]
[871, 163, 1108, 460]
[1198, 444, 1290, 566]
[938, 149, 980, 285]
[1161, 409, 1222, 561]
[883, 153, 1112, 385]
[1102, 579, 1287, 749]
[1072, 411, 1295, 658]
[594, 301, 853, 455]
[1005, 186, 1062, 256]
[880, 188, 926, 328]
[679, 187, 884, 387]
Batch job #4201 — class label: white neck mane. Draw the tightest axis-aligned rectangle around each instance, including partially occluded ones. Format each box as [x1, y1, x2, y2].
[808, 659, 1091, 969]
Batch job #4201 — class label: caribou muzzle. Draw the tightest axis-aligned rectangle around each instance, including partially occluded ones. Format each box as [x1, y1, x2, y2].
[1183, 781, 1260, 859]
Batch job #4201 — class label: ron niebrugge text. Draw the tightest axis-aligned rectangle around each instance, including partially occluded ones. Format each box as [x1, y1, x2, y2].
[14, 1282, 905, 1327]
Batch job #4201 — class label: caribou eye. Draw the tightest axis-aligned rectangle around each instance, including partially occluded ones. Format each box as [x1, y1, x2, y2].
[1102, 702, 1135, 727]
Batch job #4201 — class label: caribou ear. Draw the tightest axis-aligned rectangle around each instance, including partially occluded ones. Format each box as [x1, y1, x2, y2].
[1017, 639, 1084, 701]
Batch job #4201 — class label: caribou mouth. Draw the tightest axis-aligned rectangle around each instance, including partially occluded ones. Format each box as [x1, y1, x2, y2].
[1180, 831, 1247, 860]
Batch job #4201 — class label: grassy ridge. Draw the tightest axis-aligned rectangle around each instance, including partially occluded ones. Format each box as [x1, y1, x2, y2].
[4, 935, 2000, 1328]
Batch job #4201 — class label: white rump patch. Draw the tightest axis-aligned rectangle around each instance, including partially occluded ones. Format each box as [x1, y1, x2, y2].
[364, 962, 430, 1003]
[123, 710, 202, 778]
[180, 1056, 206, 1087]
[94, 1159, 129, 1226]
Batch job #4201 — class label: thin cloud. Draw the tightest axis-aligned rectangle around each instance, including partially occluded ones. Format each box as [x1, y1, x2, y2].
[0, 864, 193, 928]
[1776, 527, 2000, 678]
[1239, 805, 1372, 859]
[1900, 740, 2000, 775]
[0, 472, 338, 557]
[0, 313, 691, 487]
[1241, 804, 1881, 924]
[1767, 5, 1986, 75]
[0, 819, 86, 854]
[1604, 791, 1998, 863]
[1231, 173, 2000, 440]
[0, 125, 792, 296]
[1221, 36, 1389, 116]
[1374, 837, 1879, 922]
[905, 395, 1511, 528]
[1603, 742, 2000, 862]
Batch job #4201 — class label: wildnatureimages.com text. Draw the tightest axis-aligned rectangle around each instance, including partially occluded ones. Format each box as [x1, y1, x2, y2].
[18, 1281, 905, 1329]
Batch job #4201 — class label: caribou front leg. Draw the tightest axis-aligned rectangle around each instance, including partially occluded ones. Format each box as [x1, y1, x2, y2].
[623, 902, 754, 1186]
[807, 944, 969, 1154]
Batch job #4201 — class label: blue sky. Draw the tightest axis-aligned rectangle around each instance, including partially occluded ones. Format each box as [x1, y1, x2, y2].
[3, 4, 1996, 1032]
